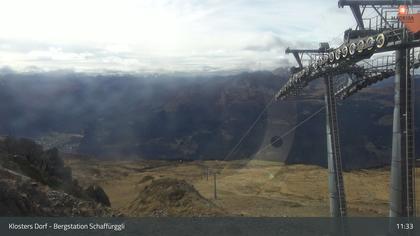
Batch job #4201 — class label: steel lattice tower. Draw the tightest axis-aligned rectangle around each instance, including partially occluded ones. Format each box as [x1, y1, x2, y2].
[277, 0, 420, 222]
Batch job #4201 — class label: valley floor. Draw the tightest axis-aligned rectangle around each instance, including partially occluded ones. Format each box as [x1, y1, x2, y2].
[66, 158, 420, 217]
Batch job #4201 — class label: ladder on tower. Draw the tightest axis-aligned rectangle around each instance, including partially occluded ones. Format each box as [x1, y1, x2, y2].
[404, 48, 416, 217]
[325, 76, 347, 217]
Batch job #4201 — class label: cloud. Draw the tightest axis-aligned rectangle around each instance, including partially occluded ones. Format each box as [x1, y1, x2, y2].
[243, 34, 288, 52]
[0, 0, 355, 73]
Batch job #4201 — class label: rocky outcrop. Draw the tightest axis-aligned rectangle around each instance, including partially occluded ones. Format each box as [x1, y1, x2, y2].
[0, 167, 113, 216]
[0, 137, 75, 188]
[85, 184, 111, 207]
[128, 178, 225, 217]
[0, 137, 114, 216]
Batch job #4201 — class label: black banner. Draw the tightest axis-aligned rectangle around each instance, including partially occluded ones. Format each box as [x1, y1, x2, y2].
[0, 217, 418, 236]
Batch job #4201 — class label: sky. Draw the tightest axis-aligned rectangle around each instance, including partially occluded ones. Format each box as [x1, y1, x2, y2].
[0, 0, 356, 74]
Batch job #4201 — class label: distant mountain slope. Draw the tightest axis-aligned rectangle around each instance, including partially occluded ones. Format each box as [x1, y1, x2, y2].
[0, 71, 418, 169]
[0, 72, 282, 161]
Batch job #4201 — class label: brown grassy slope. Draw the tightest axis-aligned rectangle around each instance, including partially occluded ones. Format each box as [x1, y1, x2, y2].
[66, 159, 420, 217]
[127, 178, 225, 216]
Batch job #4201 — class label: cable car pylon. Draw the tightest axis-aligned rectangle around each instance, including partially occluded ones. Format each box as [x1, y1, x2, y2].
[282, 44, 348, 218]
[277, 0, 420, 225]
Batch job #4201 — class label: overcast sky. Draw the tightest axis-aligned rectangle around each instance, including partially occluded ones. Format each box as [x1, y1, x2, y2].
[0, 0, 356, 73]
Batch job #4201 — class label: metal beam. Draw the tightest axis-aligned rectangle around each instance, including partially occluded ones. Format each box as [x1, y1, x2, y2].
[285, 45, 331, 69]
[389, 47, 416, 218]
[339, 0, 420, 7]
[350, 5, 365, 29]
[292, 52, 303, 68]
[285, 48, 328, 54]
[324, 76, 347, 218]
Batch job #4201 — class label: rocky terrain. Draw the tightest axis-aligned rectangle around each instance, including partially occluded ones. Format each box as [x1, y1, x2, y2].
[127, 178, 225, 216]
[0, 137, 115, 216]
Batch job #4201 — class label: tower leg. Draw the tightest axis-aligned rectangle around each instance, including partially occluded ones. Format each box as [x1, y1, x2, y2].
[324, 76, 347, 217]
[389, 48, 416, 218]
